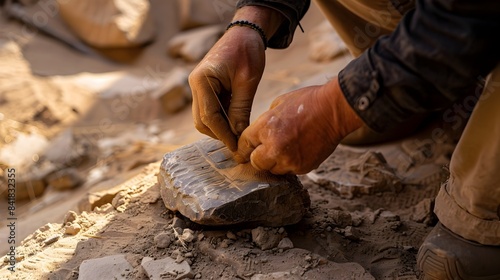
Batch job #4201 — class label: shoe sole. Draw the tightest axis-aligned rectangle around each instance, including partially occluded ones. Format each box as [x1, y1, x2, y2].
[417, 244, 500, 280]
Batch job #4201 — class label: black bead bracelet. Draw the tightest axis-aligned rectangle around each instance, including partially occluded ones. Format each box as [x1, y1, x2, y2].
[226, 20, 268, 49]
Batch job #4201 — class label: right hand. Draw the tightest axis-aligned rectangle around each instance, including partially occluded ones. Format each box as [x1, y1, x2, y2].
[189, 26, 266, 151]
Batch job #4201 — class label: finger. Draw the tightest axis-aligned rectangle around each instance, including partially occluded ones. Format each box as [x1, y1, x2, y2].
[198, 80, 238, 150]
[201, 109, 238, 151]
[228, 76, 260, 135]
[235, 123, 262, 163]
[250, 145, 277, 171]
[191, 73, 238, 151]
[191, 89, 217, 139]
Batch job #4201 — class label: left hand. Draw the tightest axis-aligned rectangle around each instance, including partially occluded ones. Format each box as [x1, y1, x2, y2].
[235, 77, 363, 174]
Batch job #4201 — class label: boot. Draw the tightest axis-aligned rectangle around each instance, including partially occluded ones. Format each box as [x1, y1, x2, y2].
[417, 222, 500, 280]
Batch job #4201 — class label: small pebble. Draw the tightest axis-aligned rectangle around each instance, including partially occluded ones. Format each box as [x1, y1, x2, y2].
[181, 229, 195, 243]
[219, 239, 233, 248]
[154, 232, 172, 249]
[226, 231, 237, 240]
[63, 211, 78, 224]
[65, 223, 81, 235]
[277, 238, 294, 250]
[44, 235, 60, 246]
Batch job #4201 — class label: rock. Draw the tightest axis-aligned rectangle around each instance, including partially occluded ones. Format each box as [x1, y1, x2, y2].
[331, 210, 352, 228]
[226, 231, 237, 240]
[181, 229, 195, 243]
[150, 68, 191, 114]
[410, 198, 436, 225]
[308, 20, 348, 62]
[343, 226, 361, 241]
[78, 167, 144, 212]
[94, 203, 115, 214]
[47, 168, 83, 190]
[43, 234, 60, 246]
[57, 0, 155, 48]
[63, 211, 78, 224]
[78, 254, 133, 280]
[0, 172, 47, 200]
[308, 149, 402, 199]
[1, 159, 56, 201]
[277, 238, 294, 250]
[112, 191, 130, 211]
[158, 138, 310, 226]
[177, 0, 235, 30]
[252, 227, 282, 250]
[219, 239, 233, 248]
[167, 25, 224, 62]
[154, 232, 172, 248]
[141, 256, 194, 280]
[65, 223, 81, 235]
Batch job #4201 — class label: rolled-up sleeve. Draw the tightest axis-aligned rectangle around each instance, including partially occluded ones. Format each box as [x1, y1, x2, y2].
[339, 0, 500, 132]
[236, 0, 310, 48]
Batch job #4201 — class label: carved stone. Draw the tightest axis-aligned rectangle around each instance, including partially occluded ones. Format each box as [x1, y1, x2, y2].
[158, 138, 310, 226]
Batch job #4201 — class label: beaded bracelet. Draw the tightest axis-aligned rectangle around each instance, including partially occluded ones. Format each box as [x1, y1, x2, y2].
[226, 20, 268, 49]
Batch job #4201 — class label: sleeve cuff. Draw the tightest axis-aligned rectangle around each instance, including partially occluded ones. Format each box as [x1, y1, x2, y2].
[338, 52, 412, 132]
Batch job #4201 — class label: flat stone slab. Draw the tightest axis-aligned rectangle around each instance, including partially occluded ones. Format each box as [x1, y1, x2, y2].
[78, 254, 133, 280]
[141, 256, 194, 280]
[158, 138, 310, 226]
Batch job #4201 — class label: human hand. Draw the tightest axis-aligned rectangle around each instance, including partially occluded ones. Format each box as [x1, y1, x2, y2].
[189, 27, 265, 151]
[189, 6, 283, 151]
[235, 77, 363, 174]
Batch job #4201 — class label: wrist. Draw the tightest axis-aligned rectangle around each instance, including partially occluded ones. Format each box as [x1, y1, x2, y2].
[232, 5, 284, 40]
[321, 77, 363, 139]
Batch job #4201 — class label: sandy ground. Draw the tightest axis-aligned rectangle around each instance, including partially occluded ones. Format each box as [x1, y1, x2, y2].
[0, 1, 458, 279]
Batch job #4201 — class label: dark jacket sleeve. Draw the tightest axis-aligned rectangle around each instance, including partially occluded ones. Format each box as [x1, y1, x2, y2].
[236, 0, 310, 48]
[338, 0, 500, 132]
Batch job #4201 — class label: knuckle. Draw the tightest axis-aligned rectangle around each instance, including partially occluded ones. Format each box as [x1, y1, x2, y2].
[188, 70, 204, 86]
[200, 113, 214, 125]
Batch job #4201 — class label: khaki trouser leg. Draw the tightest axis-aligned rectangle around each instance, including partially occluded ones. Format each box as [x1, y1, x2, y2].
[313, 0, 408, 56]
[435, 64, 500, 245]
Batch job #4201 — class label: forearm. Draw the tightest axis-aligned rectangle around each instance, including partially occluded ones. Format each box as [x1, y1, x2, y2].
[339, 0, 500, 132]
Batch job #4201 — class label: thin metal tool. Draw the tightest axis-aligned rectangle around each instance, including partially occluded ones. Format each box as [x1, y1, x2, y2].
[204, 72, 238, 134]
